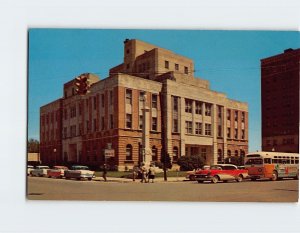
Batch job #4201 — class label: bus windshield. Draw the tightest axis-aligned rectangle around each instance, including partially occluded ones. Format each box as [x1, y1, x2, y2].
[245, 158, 263, 165]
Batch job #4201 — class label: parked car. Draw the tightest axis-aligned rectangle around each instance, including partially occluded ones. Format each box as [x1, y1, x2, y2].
[186, 166, 210, 181]
[30, 166, 50, 177]
[64, 165, 95, 181]
[47, 166, 68, 178]
[194, 164, 248, 184]
[27, 165, 34, 176]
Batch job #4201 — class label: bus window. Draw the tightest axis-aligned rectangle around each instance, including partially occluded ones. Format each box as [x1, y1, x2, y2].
[264, 158, 271, 164]
[272, 159, 278, 164]
[296, 159, 299, 164]
[278, 157, 282, 164]
[291, 158, 295, 164]
[286, 158, 290, 164]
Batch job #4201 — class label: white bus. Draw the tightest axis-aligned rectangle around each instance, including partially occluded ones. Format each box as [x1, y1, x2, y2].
[244, 151, 299, 181]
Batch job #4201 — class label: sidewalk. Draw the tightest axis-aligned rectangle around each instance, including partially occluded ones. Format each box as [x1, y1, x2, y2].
[93, 176, 186, 183]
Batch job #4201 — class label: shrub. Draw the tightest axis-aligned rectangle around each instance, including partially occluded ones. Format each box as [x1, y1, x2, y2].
[177, 155, 206, 171]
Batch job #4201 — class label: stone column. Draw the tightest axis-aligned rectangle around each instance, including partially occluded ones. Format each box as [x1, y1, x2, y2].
[211, 104, 218, 165]
[180, 97, 186, 156]
[142, 93, 151, 167]
[223, 106, 227, 162]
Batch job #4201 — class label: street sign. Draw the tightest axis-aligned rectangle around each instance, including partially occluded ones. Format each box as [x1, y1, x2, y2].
[104, 149, 115, 158]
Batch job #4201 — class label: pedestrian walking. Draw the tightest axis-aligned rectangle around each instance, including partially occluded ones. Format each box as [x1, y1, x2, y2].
[140, 164, 147, 183]
[102, 164, 107, 182]
[132, 166, 138, 181]
[148, 164, 156, 183]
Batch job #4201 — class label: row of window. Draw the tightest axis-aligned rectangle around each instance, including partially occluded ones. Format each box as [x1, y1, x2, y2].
[165, 60, 189, 74]
[41, 111, 59, 126]
[185, 121, 212, 136]
[126, 89, 158, 109]
[266, 138, 295, 146]
[126, 114, 158, 131]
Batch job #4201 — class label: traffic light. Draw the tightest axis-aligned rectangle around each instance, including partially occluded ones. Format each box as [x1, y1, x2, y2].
[74, 74, 90, 95]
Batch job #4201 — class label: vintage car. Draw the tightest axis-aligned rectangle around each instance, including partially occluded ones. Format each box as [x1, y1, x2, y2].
[186, 166, 210, 181]
[30, 166, 50, 177]
[194, 164, 248, 184]
[64, 165, 95, 181]
[47, 166, 68, 178]
[27, 165, 34, 176]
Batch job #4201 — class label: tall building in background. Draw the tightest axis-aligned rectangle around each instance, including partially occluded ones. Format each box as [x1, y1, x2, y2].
[40, 39, 248, 170]
[261, 48, 300, 153]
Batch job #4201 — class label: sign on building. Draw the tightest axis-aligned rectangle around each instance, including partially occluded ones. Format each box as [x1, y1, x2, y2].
[104, 149, 115, 158]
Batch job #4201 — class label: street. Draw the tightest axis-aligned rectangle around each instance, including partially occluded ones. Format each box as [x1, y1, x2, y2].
[27, 177, 298, 202]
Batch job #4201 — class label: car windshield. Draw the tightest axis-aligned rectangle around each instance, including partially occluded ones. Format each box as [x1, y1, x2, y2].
[210, 165, 222, 170]
[73, 166, 89, 170]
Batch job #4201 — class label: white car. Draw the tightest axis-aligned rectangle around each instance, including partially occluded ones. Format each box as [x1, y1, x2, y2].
[30, 166, 50, 177]
[27, 165, 34, 176]
[64, 165, 95, 181]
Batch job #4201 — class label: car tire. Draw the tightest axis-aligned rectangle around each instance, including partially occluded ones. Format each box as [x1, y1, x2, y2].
[271, 171, 278, 181]
[223, 180, 228, 183]
[250, 178, 257, 181]
[197, 180, 203, 183]
[88, 178, 92, 181]
[190, 175, 195, 181]
[236, 175, 243, 182]
[211, 176, 219, 184]
[77, 178, 81, 181]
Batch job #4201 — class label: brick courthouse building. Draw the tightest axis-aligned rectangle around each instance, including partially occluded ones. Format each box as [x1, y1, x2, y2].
[40, 39, 248, 170]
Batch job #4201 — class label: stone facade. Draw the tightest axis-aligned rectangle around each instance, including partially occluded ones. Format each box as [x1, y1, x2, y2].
[261, 48, 299, 153]
[40, 39, 249, 170]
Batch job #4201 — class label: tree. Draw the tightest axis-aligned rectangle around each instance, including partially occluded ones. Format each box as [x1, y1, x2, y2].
[177, 155, 206, 171]
[27, 138, 40, 153]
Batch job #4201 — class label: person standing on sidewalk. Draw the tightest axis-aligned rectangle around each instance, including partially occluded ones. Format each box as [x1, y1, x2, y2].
[148, 164, 156, 183]
[140, 164, 147, 183]
[102, 164, 107, 182]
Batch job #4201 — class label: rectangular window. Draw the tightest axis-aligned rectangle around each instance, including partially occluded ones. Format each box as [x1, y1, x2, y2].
[94, 96, 97, 110]
[195, 101, 202, 114]
[126, 114, 132, 129]
[101, 117, 105, 130]
[64, 109, 67, 120]
[152, 94, 157, 109]
[235, 111, 238, 121]
[234, 129, 238, 139]
[227, 109, 231, 120]
[94, 119, 97, 131]
[184, 66, 188, 74]
[78, 103, 82, 116]
[241, 129, 245, 139]
[152, 117, 157, 131]
[242, 112, 245, 123]
[218, 125, 222, 137]
[165, 60, 169, 69]
[227, 127, 231, 138]
[205, 103, 211, 116]
[195, 122, 202, 135]
[110, 90, 113, 106]
[101, 94, 105, 108]
[139, 115, 143, 130]
[173, 119, 178, 133]
[175, 63, 179, 70]
[185, 99, 192, 113]
[110, 114, 114, 129]
[218, 106, 222, 118]
[173, 96, 178, 112]
[185, 121, 192, 134]
[205, 124, 211, 136]
[79, 123, 82, 135]
[201, 148, 207, 160]
[126, 89, 132, 105]
[86, 121, 90, 133]
[64, 127, 67, 139]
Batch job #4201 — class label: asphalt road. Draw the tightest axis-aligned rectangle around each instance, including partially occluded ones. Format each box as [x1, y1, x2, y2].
[27, 177, 299, 202]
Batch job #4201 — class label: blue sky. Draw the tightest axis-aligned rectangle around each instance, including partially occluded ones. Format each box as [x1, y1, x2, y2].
[28, 29, 300, 152]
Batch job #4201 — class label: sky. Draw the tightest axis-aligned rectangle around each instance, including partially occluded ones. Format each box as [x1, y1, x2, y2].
[28, 29, 300, 152]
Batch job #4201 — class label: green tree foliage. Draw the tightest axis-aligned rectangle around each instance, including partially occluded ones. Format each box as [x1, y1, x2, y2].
[27, 138, 40, 153]
[177, 155, 206, 171]
[160, 153, 172, 169]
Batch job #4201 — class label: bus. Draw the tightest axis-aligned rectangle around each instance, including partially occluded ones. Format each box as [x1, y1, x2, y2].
[244, 151, 299, 181]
